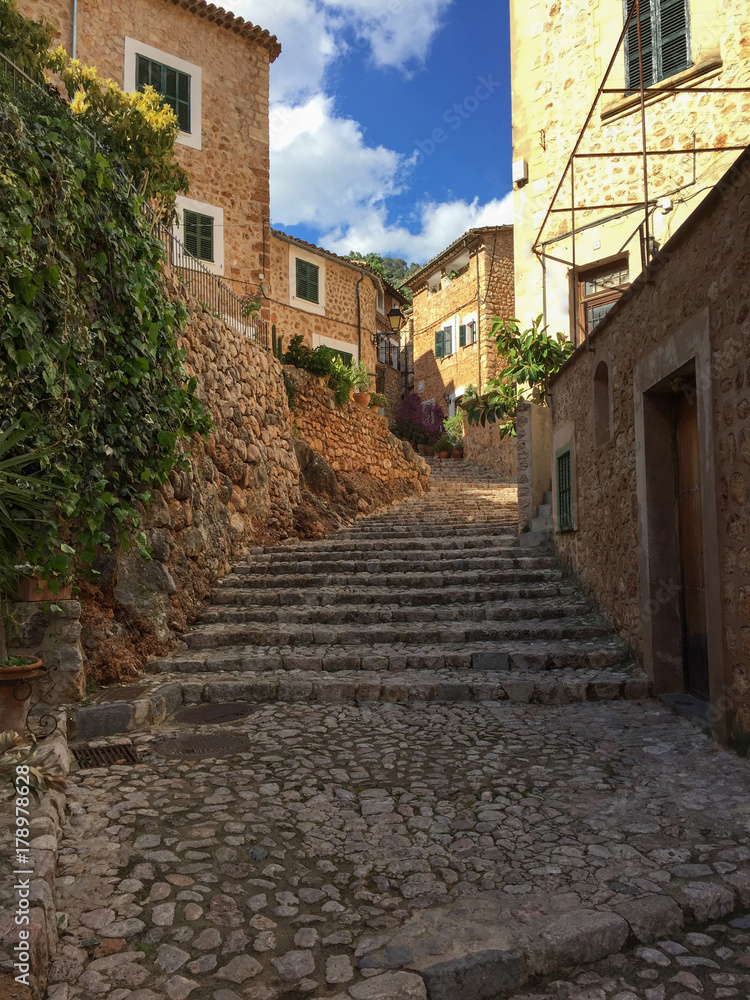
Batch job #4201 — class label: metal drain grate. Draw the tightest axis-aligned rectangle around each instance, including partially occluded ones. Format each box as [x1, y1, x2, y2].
[71, 743, 139, 768]
[149, 734, 248, 758]
[174, 702, 256, 724]
[94, 684, 150, 704]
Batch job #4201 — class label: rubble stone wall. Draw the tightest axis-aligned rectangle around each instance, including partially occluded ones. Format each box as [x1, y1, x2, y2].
[549, 152, 750, 744]
[462, 414, 518, 485]
[287, 369, 430, 491]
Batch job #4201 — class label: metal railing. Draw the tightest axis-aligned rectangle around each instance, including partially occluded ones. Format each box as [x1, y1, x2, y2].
[0, 50, 268, 350]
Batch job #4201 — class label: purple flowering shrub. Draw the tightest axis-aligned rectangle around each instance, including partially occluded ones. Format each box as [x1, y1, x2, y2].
[393, 394, 445, 446]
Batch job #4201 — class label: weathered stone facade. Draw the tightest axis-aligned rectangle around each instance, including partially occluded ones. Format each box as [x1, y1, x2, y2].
[548, 150, 750, 746]
[268, 232, 378, 373]
[462, 415, 518, 485]
[20, 0, 278, 294]
[7, 601, 85, 703]
[375, 284, 411, 417]
[404, 227, 515, 413]
[287, 369, 430, 492]
[510, 0, 750, 341]
[515, 401, 551, 531]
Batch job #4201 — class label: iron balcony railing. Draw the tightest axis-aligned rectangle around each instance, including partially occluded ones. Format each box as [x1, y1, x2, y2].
[0, 50, 268, 350]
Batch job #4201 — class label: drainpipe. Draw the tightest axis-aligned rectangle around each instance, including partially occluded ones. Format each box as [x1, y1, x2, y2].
[71, 0, 78, 57]
[356, 270, 364, 362]
[475, 250, 482, 393]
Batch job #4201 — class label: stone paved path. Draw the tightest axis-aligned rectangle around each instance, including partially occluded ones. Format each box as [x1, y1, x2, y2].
[50, 464, 750, 1000]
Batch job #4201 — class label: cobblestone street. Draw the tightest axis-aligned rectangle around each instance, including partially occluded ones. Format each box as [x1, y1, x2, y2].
[48, 466, 750, 1000]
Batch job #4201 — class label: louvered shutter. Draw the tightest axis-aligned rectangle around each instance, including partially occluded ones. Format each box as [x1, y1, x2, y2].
[199, 215, 213, 262]
[459, 324, 467, 347]
[184, 210, 199, 258]
[658, 0, 689, 79]
[435, 329, 444, 359]
[296, 260, 319, 303]
[444, 326, 452, 356]
[625, 0, 654, 90]
[136, 54, 151, 90]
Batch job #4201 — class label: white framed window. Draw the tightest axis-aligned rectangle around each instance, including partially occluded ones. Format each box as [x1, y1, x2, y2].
[289, 246, 326, 316]
[312, 333, 355, 363]
[173, 196, 224, 275]
[435, 321, 455, 359]
[376, 288, 385, 313]
[124, 37, 202, 150]
[460, 312, 478, 347]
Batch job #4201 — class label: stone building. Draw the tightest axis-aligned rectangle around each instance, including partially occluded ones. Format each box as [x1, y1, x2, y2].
[547, 147, 750, 748]
[267, 231, 385, 372]
[403, 227, 515, 416]
[509, 0, 750, 345]
[19, 0, 280, 296]
[374, 279, 411, 418]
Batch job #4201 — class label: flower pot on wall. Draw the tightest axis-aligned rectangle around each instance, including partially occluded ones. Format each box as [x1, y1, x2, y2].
[353, 392, 371, 407]
[0, 658, 42, 734]
[452, 449, 463, 459]
[15, 577, 72, 602]
[437, 450, 449, 460]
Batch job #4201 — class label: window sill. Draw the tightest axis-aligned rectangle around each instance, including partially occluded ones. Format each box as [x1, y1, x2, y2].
[600, 51, 723, 123]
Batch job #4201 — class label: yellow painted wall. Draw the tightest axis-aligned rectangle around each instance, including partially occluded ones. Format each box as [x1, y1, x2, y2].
[510, 0, 750, 340]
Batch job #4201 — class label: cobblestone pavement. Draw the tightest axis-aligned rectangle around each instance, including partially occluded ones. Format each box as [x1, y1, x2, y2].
[48, 464, 750, 1000]
[50, 699, 750, 1000]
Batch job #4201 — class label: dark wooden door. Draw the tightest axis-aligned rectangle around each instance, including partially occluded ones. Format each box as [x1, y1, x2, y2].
[676, 390, 709, 700]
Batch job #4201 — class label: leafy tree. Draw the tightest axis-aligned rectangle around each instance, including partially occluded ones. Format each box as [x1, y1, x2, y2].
[346, 250, 421, 300]
[463, 315, 574, 437]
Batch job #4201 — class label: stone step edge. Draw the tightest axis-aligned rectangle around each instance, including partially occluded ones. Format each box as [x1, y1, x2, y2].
[68, 668, 651, 740]
[388, 887, 749, 1000]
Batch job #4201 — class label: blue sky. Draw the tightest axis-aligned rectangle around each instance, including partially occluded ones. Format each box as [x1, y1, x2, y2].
[233, 0, 513, 265]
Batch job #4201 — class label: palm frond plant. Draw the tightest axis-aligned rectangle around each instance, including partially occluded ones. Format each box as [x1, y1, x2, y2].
[0, 729, 66, 799]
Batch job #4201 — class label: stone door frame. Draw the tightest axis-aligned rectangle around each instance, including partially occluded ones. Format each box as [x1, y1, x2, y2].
[633, 306, 727, 741]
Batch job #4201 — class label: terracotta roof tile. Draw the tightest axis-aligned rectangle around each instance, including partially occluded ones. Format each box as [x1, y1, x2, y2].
[165, 0, 281, 61]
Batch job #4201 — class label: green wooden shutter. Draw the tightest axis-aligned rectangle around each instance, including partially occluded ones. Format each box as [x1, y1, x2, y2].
[459, 324, 467, 348]
[435, 329, 444, 359]
[183, 210, 213, 262]
[296, 259, 320, 303]
[625, 0, 654, 89]
[184, 210, 199, 258]
[136, 54, 151, 90]
[135, 55, 191, 132]
[443, 326, 452, 356]
[658, 0, 689, 79]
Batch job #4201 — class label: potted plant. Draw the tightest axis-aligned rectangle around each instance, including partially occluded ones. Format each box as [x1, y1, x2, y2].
[368, 392, 388, 411]
[434, 433, 452, 460]
[349, 362, 373, 406]
[442, 413, 465, 460]
[0, 428, 59, 732]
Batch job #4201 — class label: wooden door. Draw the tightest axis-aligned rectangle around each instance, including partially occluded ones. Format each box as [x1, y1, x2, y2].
[675, 390, 709, 700]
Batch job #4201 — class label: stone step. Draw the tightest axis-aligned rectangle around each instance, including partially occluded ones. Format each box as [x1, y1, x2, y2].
[537, 503, 552, 518]
[151, 636, 631, 675]
[216, 565, 567, 591]
[196, 596, 592, 626]
[212, 581, 579, 608]
[233, 553, 560, 576]
[159, 665, 649, 706]
[543, 490, 553, 506]
[338, 519, 515, 535]
[251, 533, 519, 557]
[184, 614, 613, 651]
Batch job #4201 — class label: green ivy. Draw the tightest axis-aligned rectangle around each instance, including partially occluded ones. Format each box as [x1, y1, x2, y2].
[0, 74, 210, 583]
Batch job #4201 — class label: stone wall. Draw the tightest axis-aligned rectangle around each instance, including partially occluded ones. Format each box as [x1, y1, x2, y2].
[267, 234, 378, 372]
[515, 401, 551, 531]
[462, 415, 518, 484]
[287, 369, 430, 492]
[548, 151, 750, 745]
[19, 0, 275, 295]
[8, 601, 84, 704]
[409, 227, 514, 410]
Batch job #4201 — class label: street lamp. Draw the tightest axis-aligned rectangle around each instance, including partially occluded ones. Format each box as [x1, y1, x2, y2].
[387, 306, 405, 332]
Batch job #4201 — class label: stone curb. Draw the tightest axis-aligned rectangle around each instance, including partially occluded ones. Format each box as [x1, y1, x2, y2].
[65, 670, 651, 740]
[409, 891, 746, 1000]
[0, 711, 70, 1000]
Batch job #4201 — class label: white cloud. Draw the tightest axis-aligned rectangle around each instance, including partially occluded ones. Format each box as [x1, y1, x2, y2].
[321, 194, 515, 261]
[233, 0, 509, 262]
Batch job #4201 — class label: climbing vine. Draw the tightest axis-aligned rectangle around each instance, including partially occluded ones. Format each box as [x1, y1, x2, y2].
[0, 59, 210, 584]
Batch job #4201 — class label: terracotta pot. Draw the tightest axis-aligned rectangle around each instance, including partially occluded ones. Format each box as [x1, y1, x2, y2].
[15, 576, 72, 602]
[452, 449, 463, 459]
[353, 392, 371, 407]
[438, 450, 449, 460]
[0, 658, 42, 734]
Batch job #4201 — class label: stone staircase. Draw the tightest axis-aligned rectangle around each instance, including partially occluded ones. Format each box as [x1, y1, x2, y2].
[519, 482, 554, 549]
[149, 461, 649, 706]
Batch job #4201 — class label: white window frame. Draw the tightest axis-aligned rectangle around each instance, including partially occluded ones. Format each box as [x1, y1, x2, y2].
[290, 246, 326, 316]
[461, 311, 478, 346]
[173, 196, 224, 275]
[376, 288, 385, 313]
[441, 319, 455, 357]
[124, 37, 202, 150]
[312, 333, 356, 359]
